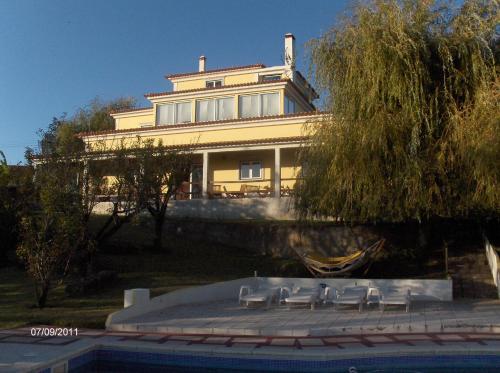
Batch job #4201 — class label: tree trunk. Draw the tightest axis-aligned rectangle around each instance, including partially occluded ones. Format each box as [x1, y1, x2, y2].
[153, 217, 166, 253]
[36, 281, 50, 309]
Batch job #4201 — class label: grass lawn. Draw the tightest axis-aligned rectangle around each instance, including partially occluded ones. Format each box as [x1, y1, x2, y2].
[0, 240, 305, 329]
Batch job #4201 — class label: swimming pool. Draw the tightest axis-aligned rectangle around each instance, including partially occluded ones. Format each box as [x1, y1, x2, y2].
[51, 349, 500, 372]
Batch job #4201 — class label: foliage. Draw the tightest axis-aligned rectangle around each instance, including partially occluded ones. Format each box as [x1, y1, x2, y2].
[297, 0, 499, 223]
[38, 97, 136, 155]
[0, 152, 34, 266]
[131, 138, 192, 252]
[0, 150, 8, 185]
[17, 152, 83, 308]
[87, 138, 193, 252]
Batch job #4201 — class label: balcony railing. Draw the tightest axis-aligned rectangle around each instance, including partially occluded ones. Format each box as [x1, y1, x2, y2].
[172, 178, 297, 200]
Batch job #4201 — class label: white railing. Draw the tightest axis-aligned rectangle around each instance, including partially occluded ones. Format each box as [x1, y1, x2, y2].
[484, 234, 500, 298]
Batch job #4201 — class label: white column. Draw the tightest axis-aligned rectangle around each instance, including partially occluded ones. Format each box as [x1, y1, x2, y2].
[274, 147, 281, 198]
[202, 151, 209, 198]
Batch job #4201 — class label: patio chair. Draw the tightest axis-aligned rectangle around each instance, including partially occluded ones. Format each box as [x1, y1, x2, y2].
[379, 287, 411, 312]
[322, 286, 338, 305]
[331, 286, 368, 312]
[223, 186, 238, 199]
[280, 286, 321, 310]
[239, 285, 280, 309]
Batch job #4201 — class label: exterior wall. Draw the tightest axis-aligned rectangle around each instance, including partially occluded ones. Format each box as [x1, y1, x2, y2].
[174, 72, 259, 91]
[224, 72, 258, 85]
[115, 112, 154, 130]
[86, 120, 307, 150]
[209, 150, 274, 191]
[175, 79, 206, 91]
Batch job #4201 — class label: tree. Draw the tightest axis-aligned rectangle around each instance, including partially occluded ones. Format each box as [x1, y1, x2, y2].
[17, 152, 83, 308]
[132, 139, 192, 252]
[38, 97, 136, 155]
[297, 0, 499, 224]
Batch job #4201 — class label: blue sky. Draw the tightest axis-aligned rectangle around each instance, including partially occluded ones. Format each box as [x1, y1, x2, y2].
[0, 0, 349, 164]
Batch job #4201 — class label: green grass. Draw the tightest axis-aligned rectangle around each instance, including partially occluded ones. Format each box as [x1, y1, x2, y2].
[0, 240, 306, 329]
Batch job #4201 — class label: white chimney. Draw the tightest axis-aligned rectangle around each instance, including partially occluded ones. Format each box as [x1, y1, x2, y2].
[199, 55, 206, 72]
[284, 33, 295, 70]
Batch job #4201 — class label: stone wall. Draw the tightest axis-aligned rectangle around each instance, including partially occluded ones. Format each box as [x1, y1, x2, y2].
[164, 220, 381, 257]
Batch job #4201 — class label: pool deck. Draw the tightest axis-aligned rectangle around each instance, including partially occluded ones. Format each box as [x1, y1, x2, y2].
[113, 298, 500, 336]
[1, 299, 500, 372]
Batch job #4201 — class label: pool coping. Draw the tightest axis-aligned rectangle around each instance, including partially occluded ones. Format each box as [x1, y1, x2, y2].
[15, 330, 500, 373]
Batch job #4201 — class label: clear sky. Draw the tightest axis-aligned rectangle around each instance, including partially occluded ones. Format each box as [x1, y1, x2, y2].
[0, 0, 350, 164]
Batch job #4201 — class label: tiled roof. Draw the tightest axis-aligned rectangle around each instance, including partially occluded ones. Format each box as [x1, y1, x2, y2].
[86, 136, 309, 154]
[166, 64, 266, 79]
[109, 106, 153, 115]
[145, 79, 289, 98]
[174, 136, 309, 149]
[77, 111, 324, 137]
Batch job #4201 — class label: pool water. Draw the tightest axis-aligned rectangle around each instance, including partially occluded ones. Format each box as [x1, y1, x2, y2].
[67, 349, 500, 373]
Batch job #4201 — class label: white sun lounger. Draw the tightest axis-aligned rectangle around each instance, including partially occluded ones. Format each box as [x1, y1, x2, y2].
[239, 285, 280, 309]
[281, 286, 321, 310]
[379, 287, 411, 312]
[331, 286, 368, 312]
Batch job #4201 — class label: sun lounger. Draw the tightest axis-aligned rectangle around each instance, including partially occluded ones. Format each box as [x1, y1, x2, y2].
[331, 286, 368, 312]
[379, 287, 411, 312]
[322, 286, 338, 305]
[280, 286, 321, 310]
[239, 285, 280, 309]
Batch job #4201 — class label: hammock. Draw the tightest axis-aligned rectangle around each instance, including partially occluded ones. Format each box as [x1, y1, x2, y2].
[294, 239, 385, 278]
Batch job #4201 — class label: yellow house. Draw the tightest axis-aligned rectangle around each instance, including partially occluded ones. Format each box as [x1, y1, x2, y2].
[80, 34, 321, 202]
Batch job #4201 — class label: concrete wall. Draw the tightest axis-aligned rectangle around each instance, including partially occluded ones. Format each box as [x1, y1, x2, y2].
[263, 277, 453, 301]
[484, 235, 500, 298]
[93, 197, 298, 221]
[106, 277, 257, 327]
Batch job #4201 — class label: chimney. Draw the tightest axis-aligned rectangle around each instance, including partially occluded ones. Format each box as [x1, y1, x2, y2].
[199, 55, 206, 72]
[284, 33, 295, 70]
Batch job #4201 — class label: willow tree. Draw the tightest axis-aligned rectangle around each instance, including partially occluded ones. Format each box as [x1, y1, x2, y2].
[297, 0, 499, 224]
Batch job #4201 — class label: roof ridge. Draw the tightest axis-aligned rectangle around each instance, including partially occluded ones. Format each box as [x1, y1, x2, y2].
[166, 64, 266, 79]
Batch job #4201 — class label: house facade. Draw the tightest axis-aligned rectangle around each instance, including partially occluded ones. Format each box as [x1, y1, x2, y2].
[80, 34, 321, 205]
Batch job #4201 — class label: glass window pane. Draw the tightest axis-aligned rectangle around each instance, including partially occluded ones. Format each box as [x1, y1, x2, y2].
[196, 100, 215, 122]
[262, 93, 279, 116]
[251, 162, 262, 178]
[239, 95, 259, 118]
[176, 102, 192, 123]
[217, 97, 234, 120]
[240, 163, 250, 179]
[285, 96, 296, 114]
[156, 104, 174, 125]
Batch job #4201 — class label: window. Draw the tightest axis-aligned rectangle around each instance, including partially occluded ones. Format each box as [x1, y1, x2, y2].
[217, 97, 234, 120]
[239, 94, 260, 118]
[206, 80, 222, 88]
[156, 102, 192, 125]
[285, 95, 296, 114]
[156, 104, 174, 125]
[196, 97, 234, 122]
[239, 92, 279, 118]
[176, 102, 191, 123]
[261, 74, 281, 82]
[240, 161, 262, 180]
[261, 93, 279, 116]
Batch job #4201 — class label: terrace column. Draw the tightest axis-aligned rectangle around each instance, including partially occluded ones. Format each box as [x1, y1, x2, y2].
[274, 147, 281, 198]
[202, 151, 209, 199]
